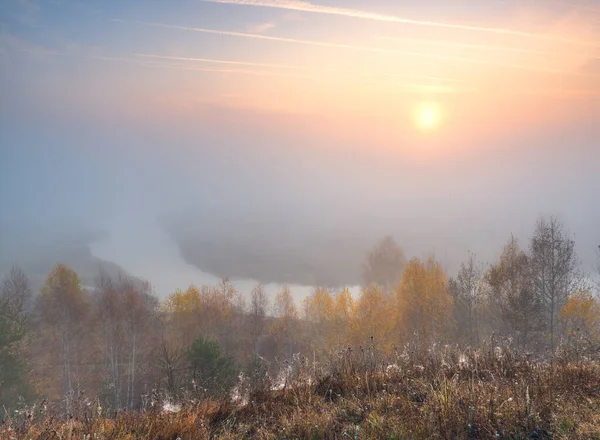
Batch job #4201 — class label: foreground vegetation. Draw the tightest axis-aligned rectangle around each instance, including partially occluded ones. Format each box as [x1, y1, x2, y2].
[3, 343, 600, 439]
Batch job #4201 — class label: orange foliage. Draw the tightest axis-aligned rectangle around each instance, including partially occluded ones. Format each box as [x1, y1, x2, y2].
[396, 257, 452, 348]
[561, 291, 600, 344]
[350, 285, 395, 353]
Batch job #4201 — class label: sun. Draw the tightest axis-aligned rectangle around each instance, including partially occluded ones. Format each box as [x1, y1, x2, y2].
[414, 102, 444, 132]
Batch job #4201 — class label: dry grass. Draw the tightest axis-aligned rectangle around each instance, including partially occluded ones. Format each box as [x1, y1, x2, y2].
[3, 343, 600, 439]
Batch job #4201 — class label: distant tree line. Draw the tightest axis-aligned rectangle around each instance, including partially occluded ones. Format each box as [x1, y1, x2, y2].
[1, 216, 598, 413]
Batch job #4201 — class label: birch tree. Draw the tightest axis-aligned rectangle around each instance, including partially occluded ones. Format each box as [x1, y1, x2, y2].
[450, 253, 484, 345]
[271, 287, 298, 360]
[530, 217, 581, 351]
[487, 237, 541, 349]
[396, 257, 452, 350]
[38, 264, 89, 410]
[247, 283, 269, 355]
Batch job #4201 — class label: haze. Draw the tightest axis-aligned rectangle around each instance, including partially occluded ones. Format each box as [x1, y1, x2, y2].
[1, 0, 599, 299]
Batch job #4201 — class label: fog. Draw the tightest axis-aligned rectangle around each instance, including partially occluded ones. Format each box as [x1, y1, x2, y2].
[1, 105, 599, 299]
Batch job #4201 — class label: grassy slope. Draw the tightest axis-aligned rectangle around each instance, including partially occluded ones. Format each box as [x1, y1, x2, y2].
[4, 347, 600, 439]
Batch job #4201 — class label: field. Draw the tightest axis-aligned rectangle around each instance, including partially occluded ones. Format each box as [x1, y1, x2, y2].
[3, 343, 600, 440]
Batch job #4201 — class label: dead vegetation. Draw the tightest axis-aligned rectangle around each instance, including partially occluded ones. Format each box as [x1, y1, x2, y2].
[3, 341, 600, 440]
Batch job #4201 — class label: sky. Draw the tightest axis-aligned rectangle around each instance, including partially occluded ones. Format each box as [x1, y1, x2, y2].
[1, 0, 599, 299]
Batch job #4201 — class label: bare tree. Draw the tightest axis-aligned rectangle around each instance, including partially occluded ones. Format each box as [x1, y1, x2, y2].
[0, 266, 32, 321]
[157, 338, 185, 398]
[596, 245, 600, 292]
[119, 275, 152, 410]
[247, 283, 269, 355]
[94, 271, 158, 409]
[362, 236, 406, 293]
[94, 271, 125, 408]
[451, 253, 484, 346]
[487, 236, 541, 349]
[272, 287, 298, 360]
[530, 217, 581, 351]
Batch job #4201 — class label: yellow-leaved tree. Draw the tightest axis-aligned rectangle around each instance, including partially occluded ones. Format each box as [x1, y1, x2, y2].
[350, 285, 396, 354]
[331, 288, 355, 347]
[271, 287, 298, 360]
[162, 284, 203, 348]
[395, 257, 452, 351]
[303, 287, 334, 354]
[561, 291, 600, 348]
[162, 279, 240, 348]
[304, 287, 355, 354]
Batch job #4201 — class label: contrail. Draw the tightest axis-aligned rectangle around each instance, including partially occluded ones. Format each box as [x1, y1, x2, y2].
[376, 36, 546, 55]
[134, 53, 467, 83]
[134, 53, 317, 70]
[148, 62, 460, 92]
[101, 57, 466, 94]
[14, 45, 600, 99]
[147, 62, 313, 78]
[97, 55, 315, 79]
[206, 0, 600, 47]
[123, 20, 600, 77]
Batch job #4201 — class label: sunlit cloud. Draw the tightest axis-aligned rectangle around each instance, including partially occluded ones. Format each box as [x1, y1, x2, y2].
[206, 0, 600, 47]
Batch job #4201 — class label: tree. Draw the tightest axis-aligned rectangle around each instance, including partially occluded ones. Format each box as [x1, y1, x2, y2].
[303, 287, 334, 354]
[37, 264, 89, 408]
[116, 275, 157, 409]
[304, 287, 334, 324]
[0, 269, 34, 410]
[162, 284, 204, 347]
[247, 284, 269, 355]
[271, 287, 298, 360]
[350, 285, 395, 353]
[163, 280, 244, 367]
[596, 245, 600, 292]
[450, 253, 484, 345]
[396, 257, 452, 350]
[94, 272, 161, 410]
[0, 305, 34, 410]
[530, 217, 581, 350]
[362, 236, 406, 293]
[486, 237, 541, 349]
[95, 271, 126, 408]
[330, 288, 354, 347]
[186, 336, 237, 397]
[157, 338, 186, 398]
[1, 266, 33, 321]
[561, 291, 600, 349]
